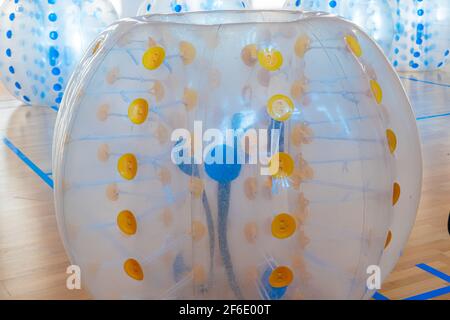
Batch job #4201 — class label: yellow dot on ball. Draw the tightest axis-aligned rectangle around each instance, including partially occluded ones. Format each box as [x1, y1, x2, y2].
[269, 266, 294, 288]
[142, 46, 166, 70]
[191, 220, 206, 242]
[270, 152, 295, 179]
[384, 230, 392, 249]
[392, 183, 401, 206]
[272, 213, 297, 239]
[386, 129, 397, 154]
[258, 48, 283, 71]
[345, 34, 362, 57]
[97, 104, 109, 122]
[244, 222, 258, 244]
[370, 79, 383, 104]
[179, 41, 196, 65]
[183, 88, 198, 111]
[291, 81, 306, 102]
[193, 265, 206, 285]
[106, 184, 119, 201]
[124, 259, 144, 281]
[128, 98, 149, 125]
[97, 143, 110, 162]
[294, 34, 310, 58]
[241, 44, 258, 67]
[117, 210, 137, 235]
[267, 94, 294, 122]
[151, 80, 165, 102]
[117, 153, 138, 180]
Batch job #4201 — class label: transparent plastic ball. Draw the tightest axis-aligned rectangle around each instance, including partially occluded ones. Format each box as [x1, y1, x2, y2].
[53, 11, 421, 300]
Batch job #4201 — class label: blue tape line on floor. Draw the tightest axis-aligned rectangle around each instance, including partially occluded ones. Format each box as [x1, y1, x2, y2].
[400, 76, 450, 88]
[372, 292, 390, 300]
[416, 112, 450, 121]
[404, 286, 450, 300]
[416, 264, 450, 283]
[3, 136, 54, 189]
[372, 263, 450, 300]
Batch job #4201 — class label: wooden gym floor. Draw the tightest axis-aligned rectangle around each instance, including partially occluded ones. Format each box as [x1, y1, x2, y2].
[0, 70, 448, 300]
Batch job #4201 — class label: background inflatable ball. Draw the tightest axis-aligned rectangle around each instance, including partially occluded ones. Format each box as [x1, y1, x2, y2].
[0, 0, 118, 109]
[138, 0, 252, 14]
[391, 0, 450, 71]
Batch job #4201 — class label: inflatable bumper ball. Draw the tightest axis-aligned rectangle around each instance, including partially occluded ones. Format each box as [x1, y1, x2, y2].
[0, 0, 118, 109]
[138, 0, 251, 15]
[53, 11, 422, 299]
[283, 0, 395, 55]
[391, 0, 450, 71]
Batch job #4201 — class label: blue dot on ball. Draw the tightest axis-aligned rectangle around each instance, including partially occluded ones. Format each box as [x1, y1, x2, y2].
[48, 13, 57, 22]
[205, 144, 241, 183]
[52, 67, 61, 75]
[49, 31, 58, 40]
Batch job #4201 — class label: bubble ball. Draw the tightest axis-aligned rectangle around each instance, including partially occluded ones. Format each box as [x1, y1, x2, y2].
[138, 0, 251, 15]
[391, 0, 450, 71]
[283, 0, 395, 55]
[53, 11, 422, 299]
[0, 0, 118, 108]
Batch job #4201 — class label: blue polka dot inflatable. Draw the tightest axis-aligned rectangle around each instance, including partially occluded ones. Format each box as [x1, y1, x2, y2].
[138, 0, 251, 14]
[0, 0, 118, 108]
[391, 0, 449, 71]
[53, 10, 422, 299]
[285, 0, 341, 13]
[283, 0, 395, 55]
